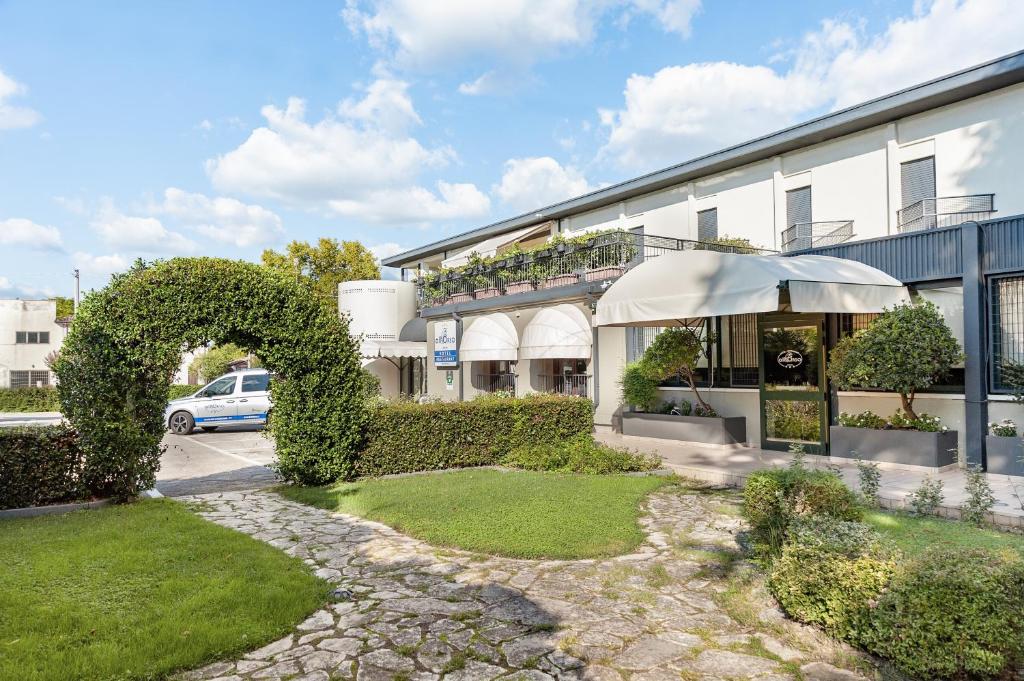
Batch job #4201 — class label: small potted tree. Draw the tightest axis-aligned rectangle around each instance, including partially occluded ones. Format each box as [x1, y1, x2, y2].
[828, 301, 963, 467]
[620, 326, 746, 446]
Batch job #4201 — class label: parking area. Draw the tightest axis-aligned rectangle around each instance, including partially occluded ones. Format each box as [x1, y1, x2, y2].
[156, 425, 278, 497]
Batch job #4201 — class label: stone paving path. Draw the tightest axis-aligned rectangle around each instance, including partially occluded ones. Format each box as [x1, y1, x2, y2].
[177, 485, 874, 681]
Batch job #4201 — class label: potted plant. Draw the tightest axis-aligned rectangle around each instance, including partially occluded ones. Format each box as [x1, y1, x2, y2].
[620, 326, 746, 446]
[471, 273, 500, 299]
[828, 302, 963, 467]
[985, 419, 1023, 476]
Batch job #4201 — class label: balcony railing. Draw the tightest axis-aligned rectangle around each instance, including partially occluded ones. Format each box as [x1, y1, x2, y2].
[780, 220, 854, 253]
[536, 374, 589, 397]
[417, 232, 775, 308]
[897, 195, 995, 233]
[475, 373, 517, 393]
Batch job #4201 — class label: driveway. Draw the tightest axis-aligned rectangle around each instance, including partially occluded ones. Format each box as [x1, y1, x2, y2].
[157, 425, 278, 497]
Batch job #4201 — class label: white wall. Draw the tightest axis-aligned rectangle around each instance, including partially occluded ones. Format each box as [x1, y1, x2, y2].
[0, 300, 66, 388]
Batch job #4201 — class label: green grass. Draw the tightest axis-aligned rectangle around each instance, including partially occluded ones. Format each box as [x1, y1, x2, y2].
[277, 469, 668, 559]
[0, 499, 328, 681]
[865, 509, 1024, 556]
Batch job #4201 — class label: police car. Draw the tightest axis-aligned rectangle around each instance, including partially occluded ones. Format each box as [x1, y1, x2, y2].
[164, 368, 272, 435]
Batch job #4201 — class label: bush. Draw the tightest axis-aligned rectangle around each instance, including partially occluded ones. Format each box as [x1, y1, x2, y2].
[0, 387, 60, 412]
[743, 466, 863, 555]
[865, 548, 1024, 679]
[837, 410, 887, 429]
[502, 434, 660, 474]
[838, 409, 946, 432]
[768, 516, 897, 643]
[357, 394, 593, 477]
[167, 384, 199, 401]
[620, 361, 659, 411]
[0, 425, 86, 509]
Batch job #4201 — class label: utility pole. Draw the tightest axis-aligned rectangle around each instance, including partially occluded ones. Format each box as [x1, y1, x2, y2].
[73, 269, 80, 312]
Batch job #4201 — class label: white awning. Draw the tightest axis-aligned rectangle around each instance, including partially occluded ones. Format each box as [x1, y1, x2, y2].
[594, 251, 911, 327]
[359, 340, 427, 359]
[441, 224, 550, 268]
[520, 304, 592, 360]
[461, 313, 519, 361]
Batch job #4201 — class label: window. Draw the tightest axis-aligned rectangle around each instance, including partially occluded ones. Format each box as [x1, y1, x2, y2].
[900, 156, 936, 208]
[628, 326, 710, 387]
[992, 275, 1024, 392]
[697, 208, 718, 242]
[786, 186, 812, 226]
[473, 360, 516, 393]
[15, 332, 26, 344]
[10, 370, 50, 388]
[202, 375, 237, 397]
[839, 313, 879, 337]
[728, 314, 758, 387]
[241, 373, 270, 393]
[39, 331, 49, 344]
[14, 331, 49, 344]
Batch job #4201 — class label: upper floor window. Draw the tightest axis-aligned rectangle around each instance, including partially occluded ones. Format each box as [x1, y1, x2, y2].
[900, 156, 936, 208]
[697, 208, 718, 242]
[786, 186, 812, 226]
[15, 331, 50, 344]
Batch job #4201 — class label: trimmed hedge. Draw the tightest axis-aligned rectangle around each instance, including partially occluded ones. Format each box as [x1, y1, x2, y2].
[0, 425, 86, 509]
[502, 434, 660, 474]
[357, 394, 593, 477]
[167, 384, 199, 401]
[0, 387, 60, 413]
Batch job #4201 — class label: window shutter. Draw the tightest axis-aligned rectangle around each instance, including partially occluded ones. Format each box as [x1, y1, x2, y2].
[900, 156, 936, 208]
[786, 186, 812, 227]
[697, 208, 718, 242]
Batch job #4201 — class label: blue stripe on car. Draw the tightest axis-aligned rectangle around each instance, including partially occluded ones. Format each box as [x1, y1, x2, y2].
[194, 413, 267, 423]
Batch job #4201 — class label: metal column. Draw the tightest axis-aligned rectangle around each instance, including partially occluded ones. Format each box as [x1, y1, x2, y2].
[961, 221, 988, 469]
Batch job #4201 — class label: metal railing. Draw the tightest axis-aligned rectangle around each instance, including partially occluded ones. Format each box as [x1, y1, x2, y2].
[416, 232, 775, 307]
[475, 373, 517, 393]
[897, 195, 995, 233]
[780, 220, 854, 253]
[536, 374, 589, 397]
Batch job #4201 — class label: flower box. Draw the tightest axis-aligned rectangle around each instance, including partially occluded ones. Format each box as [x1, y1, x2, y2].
[544, 273, 578, 289]
[584, 266, 625, 282]
[474, 287, 501, 300]
[622, 412, 747, 447]
[985, 435, 1024, 476]
[448, 292, 473, 304]
[504, 281, 535, 295]
[829, 426, 958, 468]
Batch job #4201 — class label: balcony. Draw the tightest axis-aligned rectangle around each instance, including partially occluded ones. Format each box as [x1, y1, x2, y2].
[475, 373, 517, 393]
[536, 373, 590, 397]
[897, 195, 995, 233]
[416, 231, 774, 308]
[780, 221, 854, 253]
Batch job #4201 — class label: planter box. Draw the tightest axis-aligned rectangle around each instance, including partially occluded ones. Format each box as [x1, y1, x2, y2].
[622, 412, 747, 446]
[829, 426, 958, 468]
[545, 273, 578, 289]
[448, 292, 473, 304]
[474, 288, 500, 300]
[504, 281, 535, 295]
[986, 435, 1024, 476]
[584, 266, 625, 282]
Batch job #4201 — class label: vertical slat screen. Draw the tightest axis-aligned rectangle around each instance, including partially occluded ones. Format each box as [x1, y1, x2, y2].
[697, 208, 718, 242]
[728, 314, 758, 386]
[786, 186, 812, 227]
[900, 156, 936, 208]
[991, 275, 1024, 391]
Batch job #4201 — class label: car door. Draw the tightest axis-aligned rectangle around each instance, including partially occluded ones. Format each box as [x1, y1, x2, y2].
[237, 373, 271, 423]
[193, 375, 239, 425]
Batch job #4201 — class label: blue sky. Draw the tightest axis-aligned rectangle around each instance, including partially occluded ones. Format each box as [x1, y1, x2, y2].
[1, 0, 1022, 295]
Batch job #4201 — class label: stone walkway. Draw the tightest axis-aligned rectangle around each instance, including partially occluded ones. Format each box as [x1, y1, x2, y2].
[177, 485, 873, 681]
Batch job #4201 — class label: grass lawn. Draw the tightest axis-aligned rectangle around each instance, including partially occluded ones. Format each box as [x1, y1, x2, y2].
[277, 469, 668, 560]
[0, 499, 328, 681]
[865, 509, 1024, 557]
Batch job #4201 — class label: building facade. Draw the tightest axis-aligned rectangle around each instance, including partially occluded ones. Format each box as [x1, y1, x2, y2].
[358, 51, 1024, 471]
[0, 299, 68, 389]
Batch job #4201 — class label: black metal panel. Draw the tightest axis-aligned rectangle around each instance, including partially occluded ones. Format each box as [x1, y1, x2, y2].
[981, 215, 1024, 274]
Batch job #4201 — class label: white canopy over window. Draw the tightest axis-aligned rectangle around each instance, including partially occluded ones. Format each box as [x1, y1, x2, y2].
[359, 340, 427, 359]
[520, 304, 592, 360]
[460, 313, 519, 361]
[441, 224, 550, 268]
[594, 251, 911, 327]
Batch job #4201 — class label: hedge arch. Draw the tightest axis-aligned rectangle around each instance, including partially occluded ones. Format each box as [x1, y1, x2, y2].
[54, 258, 368, 499]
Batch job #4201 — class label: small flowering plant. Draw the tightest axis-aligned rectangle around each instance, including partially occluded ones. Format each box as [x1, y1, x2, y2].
[989, 419, 1018, 437]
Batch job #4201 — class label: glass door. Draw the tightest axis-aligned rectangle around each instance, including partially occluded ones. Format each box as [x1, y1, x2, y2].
[758, 314, 828, 453]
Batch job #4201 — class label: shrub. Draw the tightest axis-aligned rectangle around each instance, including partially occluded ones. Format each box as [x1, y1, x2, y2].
[357, 394, 593, 477]
[990, 419, 1018, 437]
[907, 475, 944, 515]
[865, 549, 1024, 679]
[0, 425, 86, 509]
[839, 409, 946, 432]
[838, 410, 887, 429]
[855, 458, 881, 507]
[620, 361, 659, 411]
[502, 434, 660, 474]
[768, 517, 897, 643]
[167, 384, 199, 401]
[961, 465, 995, 525]
[0, 387, 60, 412]
[743, 467, 862, 555]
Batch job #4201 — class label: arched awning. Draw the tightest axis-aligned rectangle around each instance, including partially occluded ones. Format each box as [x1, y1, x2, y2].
[399, 316, 427, 342]
[520, 304, 592, 360]
[595, 251, 911, 327]
[461, 313, 519, 362]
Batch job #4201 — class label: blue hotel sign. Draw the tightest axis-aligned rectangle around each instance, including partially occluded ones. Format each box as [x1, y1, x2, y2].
[434, 320, 458, 367]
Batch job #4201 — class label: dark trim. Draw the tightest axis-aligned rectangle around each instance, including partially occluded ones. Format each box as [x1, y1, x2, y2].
[384, 49, 1024, 267]
[961, 222, 988, 469]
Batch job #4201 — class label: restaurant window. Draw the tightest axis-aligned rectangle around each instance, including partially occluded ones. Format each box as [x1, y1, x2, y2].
[838, 313, 879, 337]
[991, 275, 1024, 392]
[473, 360, 516, 393]
[628, 326, 710, 387]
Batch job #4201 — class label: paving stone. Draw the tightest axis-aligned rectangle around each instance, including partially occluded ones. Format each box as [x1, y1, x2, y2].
[799, 662, 869, 681]
[615, 636, 698, 670]
[502, 633, 558, 666]
[296, 610, 335, 631]
[444, 660, 508, 681]
[688, 650, 781, 677]
[756, 635, 805, 662]
[244, 635, 294, 660]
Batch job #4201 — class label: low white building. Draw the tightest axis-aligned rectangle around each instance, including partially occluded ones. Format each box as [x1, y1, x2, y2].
[0, 299, 68, 389]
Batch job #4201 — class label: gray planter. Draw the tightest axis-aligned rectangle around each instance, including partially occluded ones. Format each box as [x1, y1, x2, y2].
[829, 426, 958, 467]
[622, 412, 746, 446]
[986, 435, 1024, 476]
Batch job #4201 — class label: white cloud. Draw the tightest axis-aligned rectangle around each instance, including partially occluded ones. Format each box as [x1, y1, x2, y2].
[151, 188, 284, 248]
[72, 252, 130, 280]
[91, 200, 199, 255]
[207, 83, 490, 224]
[0, 218, 64, 251]
[0, 276, 53, 299]
[599, 0, 1024, 169]
[625, 0, 701, 37]
[368, 242, 406, 262]
[0, 69, 40, 130]
[494, 157, 594, 212]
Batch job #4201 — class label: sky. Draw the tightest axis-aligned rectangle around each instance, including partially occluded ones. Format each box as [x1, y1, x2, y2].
[1, 0, 1023, 297]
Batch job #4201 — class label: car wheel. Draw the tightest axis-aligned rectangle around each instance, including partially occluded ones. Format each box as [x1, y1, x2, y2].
[169, 411, 195, 435]
[200, 426, 218, 433]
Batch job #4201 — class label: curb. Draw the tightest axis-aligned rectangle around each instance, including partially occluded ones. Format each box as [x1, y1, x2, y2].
[0, 498, 113, 520]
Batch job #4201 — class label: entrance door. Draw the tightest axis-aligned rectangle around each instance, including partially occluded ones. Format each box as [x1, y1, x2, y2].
[758, 314, 828, 453]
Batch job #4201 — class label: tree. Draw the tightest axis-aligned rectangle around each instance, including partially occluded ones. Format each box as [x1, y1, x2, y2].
[51, 296, 74, 318]
[642, 326, 716, 412]
[828, 302, 962, 420]
[190, 343, 261, 383]
[620, 361, 660, 411]
[261, 238, 380, 309]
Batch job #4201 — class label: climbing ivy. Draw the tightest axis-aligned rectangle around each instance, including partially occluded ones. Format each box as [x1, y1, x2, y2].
[54, 258, 368, 499]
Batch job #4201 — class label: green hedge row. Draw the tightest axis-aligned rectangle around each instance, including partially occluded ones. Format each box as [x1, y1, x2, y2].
[0, 425, 86, 509]
[357, 394, 593, 477]
[0, 387, 61, 412]
[167, 384, 199, 401]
